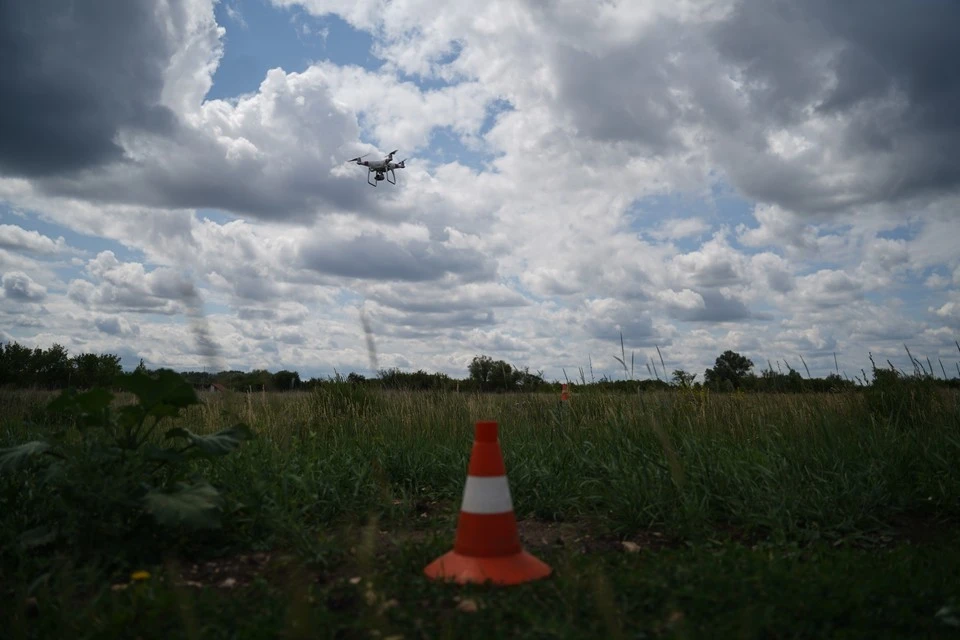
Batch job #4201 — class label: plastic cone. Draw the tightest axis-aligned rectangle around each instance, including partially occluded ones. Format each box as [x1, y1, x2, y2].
[424, 421, 552, 586]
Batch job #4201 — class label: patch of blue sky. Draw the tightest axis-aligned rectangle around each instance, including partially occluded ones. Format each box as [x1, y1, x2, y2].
[199, 300, 235, 317]
[394, 71, 457, 91]
[870, 283, 937, 323]
[745, 300, 779, 322]
[208, 0, 379, 102]
[875, 223, 918, 242]
[195, 208, 240, 225]
[710, 188, 757, 235]
[626, 194, 718, 252]
[408, 98, 514, 170]
[500, 274, 546, 306]
[335, 287, 366, 308]
[419, 126, 488, 170]
[0, 204, 143, 263]
[478, 98, 515, 138]
[394, 42, 465, 91]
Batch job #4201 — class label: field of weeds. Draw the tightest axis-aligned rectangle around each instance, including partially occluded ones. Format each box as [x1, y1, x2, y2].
[2, 381, 959, 638]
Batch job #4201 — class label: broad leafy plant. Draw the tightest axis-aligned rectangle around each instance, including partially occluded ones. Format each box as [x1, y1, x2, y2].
[0, 369, 253, 561]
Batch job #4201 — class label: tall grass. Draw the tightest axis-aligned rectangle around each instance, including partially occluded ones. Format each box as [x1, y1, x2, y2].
[3, 384, 958, 555]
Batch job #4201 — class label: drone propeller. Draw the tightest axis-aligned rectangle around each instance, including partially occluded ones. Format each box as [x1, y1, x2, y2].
[386, 149, 398, 159]
[347, 153, 370, 163]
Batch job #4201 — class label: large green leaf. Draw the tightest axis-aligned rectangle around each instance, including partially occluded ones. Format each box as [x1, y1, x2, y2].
[46, 387, 115, 430]
[143, 481, 224, 530]
[0, 441, 52, 473]
[141, 443, 187, 465]
[164, 424, 253, 457]
[116, 369, 199, 415]
[19, 526, 58, 549]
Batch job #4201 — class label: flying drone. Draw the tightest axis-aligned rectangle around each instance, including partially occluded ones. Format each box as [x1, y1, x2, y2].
[346, 149, 407, 187]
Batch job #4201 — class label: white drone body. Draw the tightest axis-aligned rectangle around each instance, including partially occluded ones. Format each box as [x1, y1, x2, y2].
[347, 149, 407, 186]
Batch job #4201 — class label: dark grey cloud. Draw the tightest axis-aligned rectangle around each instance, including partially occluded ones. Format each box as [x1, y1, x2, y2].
[370, 308, 498, 338]
[0, 1, 391, 223]
[534, 0, 960, 215]
[665, 290, 754, 323]
[236, 308, 278, 321]
[585, 311, 656, 346]
[365, 283, 528, 314]
[298, 233, 497, 283]
[2, 271, 46, 301]
[276, 329, 305, 345]
[32, 114, 390, 224]
[0, 0, 177, 177]
[94, 315, 139, 337]
[710, 0, 960, 210]
[766, 268, 795, 294]
[95, 316, 124, 336]
[38, 138, 386, 223]
[552, 33, 685, 154]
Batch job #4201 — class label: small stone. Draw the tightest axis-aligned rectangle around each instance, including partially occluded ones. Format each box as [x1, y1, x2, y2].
[378, 598, 398, 615]
[349, 576, 362, 585]
[457, 599, 479, 613]
[24, 597, 39, 618]
[622, 541, 641, 553]
[219, 577, 237, 588]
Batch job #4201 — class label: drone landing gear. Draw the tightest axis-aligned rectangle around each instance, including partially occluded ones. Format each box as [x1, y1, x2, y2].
[367, 168, 397, 187]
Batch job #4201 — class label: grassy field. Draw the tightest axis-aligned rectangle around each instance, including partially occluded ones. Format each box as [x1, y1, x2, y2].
[2, 383, 959, 638]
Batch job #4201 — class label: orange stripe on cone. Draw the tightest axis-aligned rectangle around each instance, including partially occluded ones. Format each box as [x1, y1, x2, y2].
[423, 421, 552, 586]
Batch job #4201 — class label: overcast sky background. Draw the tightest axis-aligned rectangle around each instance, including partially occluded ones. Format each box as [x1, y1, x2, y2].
[1, 0, 959, 381]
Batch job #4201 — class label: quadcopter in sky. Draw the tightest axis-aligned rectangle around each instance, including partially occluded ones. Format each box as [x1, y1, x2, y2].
[346, 149, 407, 186]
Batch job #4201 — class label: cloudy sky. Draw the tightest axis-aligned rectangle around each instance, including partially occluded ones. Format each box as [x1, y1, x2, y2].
[2, 0, 959, 382]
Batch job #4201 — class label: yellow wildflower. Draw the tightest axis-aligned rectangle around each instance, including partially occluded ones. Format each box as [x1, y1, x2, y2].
[131, 570, 151, 582]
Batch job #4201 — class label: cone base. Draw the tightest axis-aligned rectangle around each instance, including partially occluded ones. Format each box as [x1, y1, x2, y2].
[423, 549, 552, 586]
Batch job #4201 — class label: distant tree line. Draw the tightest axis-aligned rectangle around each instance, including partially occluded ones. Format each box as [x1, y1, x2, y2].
[1, 340, 958, 394]
[690, 349, 960, 393]
[0, 341, 122, 389]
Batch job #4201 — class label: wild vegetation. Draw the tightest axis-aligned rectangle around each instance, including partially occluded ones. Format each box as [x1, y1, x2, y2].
[4, 338, 960, 394]
[1, 340, 959, 637]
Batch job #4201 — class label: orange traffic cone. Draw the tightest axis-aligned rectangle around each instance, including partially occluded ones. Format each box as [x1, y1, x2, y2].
[424, 421, 552, 585]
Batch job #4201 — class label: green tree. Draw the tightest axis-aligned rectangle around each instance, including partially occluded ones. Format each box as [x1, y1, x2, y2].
[704, 350, 754, 390]
[468, 355, 496, 389]
[671, 369, 697, 387]
[272, 370, 301, 391]
[469, 355, 526, 392]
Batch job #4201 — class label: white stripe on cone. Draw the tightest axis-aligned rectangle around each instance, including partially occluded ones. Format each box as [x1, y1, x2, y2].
[460, 475, 514, 514]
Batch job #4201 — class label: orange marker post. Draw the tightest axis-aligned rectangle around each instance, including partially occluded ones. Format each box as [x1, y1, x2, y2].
[560, 383, 570, 402]
[424, 421, 552, 586]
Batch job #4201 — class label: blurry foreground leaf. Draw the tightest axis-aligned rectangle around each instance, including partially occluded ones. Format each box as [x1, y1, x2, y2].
[19, 526, 58, 550]
[144, 481, 225, 530]
[165, 424, 253, 457]
[116, 369, 200, 415]
[0, 441, 52, 473]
